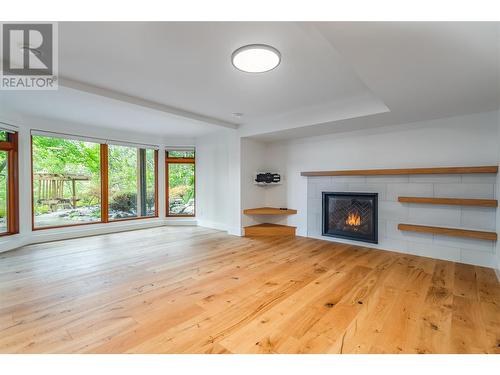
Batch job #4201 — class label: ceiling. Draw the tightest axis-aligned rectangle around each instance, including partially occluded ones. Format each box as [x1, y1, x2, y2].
[1, 22, 498, 140]
[0, 86, 222, 138]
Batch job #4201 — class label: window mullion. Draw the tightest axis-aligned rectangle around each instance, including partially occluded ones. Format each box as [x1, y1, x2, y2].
[154, 150, 159, 217]
[7, 132, 19, 234]
[100, 144, 109, 223]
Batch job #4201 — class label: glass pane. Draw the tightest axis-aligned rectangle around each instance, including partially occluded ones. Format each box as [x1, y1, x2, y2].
[168, 163, 195, 215]
[108, 145, 156, 220]
[168, 150, 194, 158]
[0, 131, 8, 142]
[32, 136, 102, 228]
[145, 149, 156, 216]
[0, 151, 7, 233]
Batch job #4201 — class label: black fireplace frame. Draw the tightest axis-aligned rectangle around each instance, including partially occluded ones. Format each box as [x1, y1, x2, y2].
[322, 192, 378, 244]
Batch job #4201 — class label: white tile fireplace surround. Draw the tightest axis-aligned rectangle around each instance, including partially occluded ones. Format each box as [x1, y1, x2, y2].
[307, 174, 497, 267]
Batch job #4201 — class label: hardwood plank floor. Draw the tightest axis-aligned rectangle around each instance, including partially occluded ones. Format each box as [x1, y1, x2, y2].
[0, 226, 498, 354]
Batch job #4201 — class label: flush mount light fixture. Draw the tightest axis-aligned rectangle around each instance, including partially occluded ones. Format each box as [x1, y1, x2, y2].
[231, 44, 281, 73]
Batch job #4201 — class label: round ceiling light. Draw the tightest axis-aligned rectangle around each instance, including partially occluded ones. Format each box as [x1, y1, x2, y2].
[231, 44, 281, 73]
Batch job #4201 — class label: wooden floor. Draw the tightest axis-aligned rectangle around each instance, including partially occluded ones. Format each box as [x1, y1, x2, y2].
[0, 226, 498, 354]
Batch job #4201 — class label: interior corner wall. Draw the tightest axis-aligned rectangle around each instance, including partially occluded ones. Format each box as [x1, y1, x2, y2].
[496, 27, 500, 279]
[226, 132, 242, 235]
[496, 109, 500, 277]
[240, 138, 268, 228]
[196, 129, 241, 235]
[262, 111, 499, 268]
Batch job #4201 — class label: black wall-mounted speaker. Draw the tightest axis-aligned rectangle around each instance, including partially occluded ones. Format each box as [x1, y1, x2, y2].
[255, 173, 281, 184]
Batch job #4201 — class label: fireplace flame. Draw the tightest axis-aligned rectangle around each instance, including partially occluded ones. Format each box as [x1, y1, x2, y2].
[345, 211, 361, 226]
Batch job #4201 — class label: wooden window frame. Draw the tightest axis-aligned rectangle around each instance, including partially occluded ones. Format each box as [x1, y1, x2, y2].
[31, 135, 159, 231]
[166, 151, 195, 217]
[106, 146, 159, 222]
[0, 132, 19, 236]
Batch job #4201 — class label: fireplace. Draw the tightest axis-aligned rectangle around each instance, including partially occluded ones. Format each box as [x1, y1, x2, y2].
[322, 192, 378, 244]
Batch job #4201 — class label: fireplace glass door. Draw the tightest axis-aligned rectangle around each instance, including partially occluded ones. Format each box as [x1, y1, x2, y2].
[322, 192, 378, 244]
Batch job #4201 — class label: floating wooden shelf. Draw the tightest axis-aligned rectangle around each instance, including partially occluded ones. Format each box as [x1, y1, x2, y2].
[398, 224, 497, 241]
[244, 223, 296, 237]
[300, 165, 498, 177]
[398, 197, 498, 208]
[243, 207, 297, 215]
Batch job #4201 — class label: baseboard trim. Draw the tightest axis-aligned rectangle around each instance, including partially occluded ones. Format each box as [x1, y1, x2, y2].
[0, 218, 199, 253]
[0, 234, 26, 254]
[165, 218, 198, 226]
[227, 226, 243, 237]
[197, 220, 228, 232]
[29, 219, 167, 245]
[307, 233, 498, 270]
[195, 221, 243, 236]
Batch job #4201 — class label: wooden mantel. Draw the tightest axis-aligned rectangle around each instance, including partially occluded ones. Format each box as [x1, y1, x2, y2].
[300, 165, 498, 177]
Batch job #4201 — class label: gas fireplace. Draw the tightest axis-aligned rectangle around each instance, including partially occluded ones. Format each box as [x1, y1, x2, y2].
[322, 192, 378, 244]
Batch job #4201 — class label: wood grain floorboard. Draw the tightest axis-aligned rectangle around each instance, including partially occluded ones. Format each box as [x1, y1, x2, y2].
[0, 226, 498, 354]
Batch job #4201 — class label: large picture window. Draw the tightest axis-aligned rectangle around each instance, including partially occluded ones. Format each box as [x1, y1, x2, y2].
[108, 145, 157, 220]
[166, 150, 195, 216]
[0, 129, 19, 236]
[31, 132, 159, 229]
[32, 135, 102, 228]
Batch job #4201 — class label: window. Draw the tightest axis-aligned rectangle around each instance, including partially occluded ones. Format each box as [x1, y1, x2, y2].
[167, 150, 194, 158]
[32, 135, 102, 228]
[31, 132, 159, 229]
[0, 151, 8, 233]
[0, 129, 19, 236]
[0, 131, 8, 142]
[108, 145, 157, 220]
[166, 150, 195, 216]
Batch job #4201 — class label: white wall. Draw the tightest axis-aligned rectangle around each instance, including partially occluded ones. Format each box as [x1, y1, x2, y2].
[196, 135, 280, 234]
[240, 138, 268, 227]
[496, 109, 500, 276]
[197, 136, 284, 234]
[195, 130, 241, 235]
[226, 132, 242, 236]
[196, 130, 229, 231]
[262, 111, 499, 267]
[496, 27, 500, 278]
